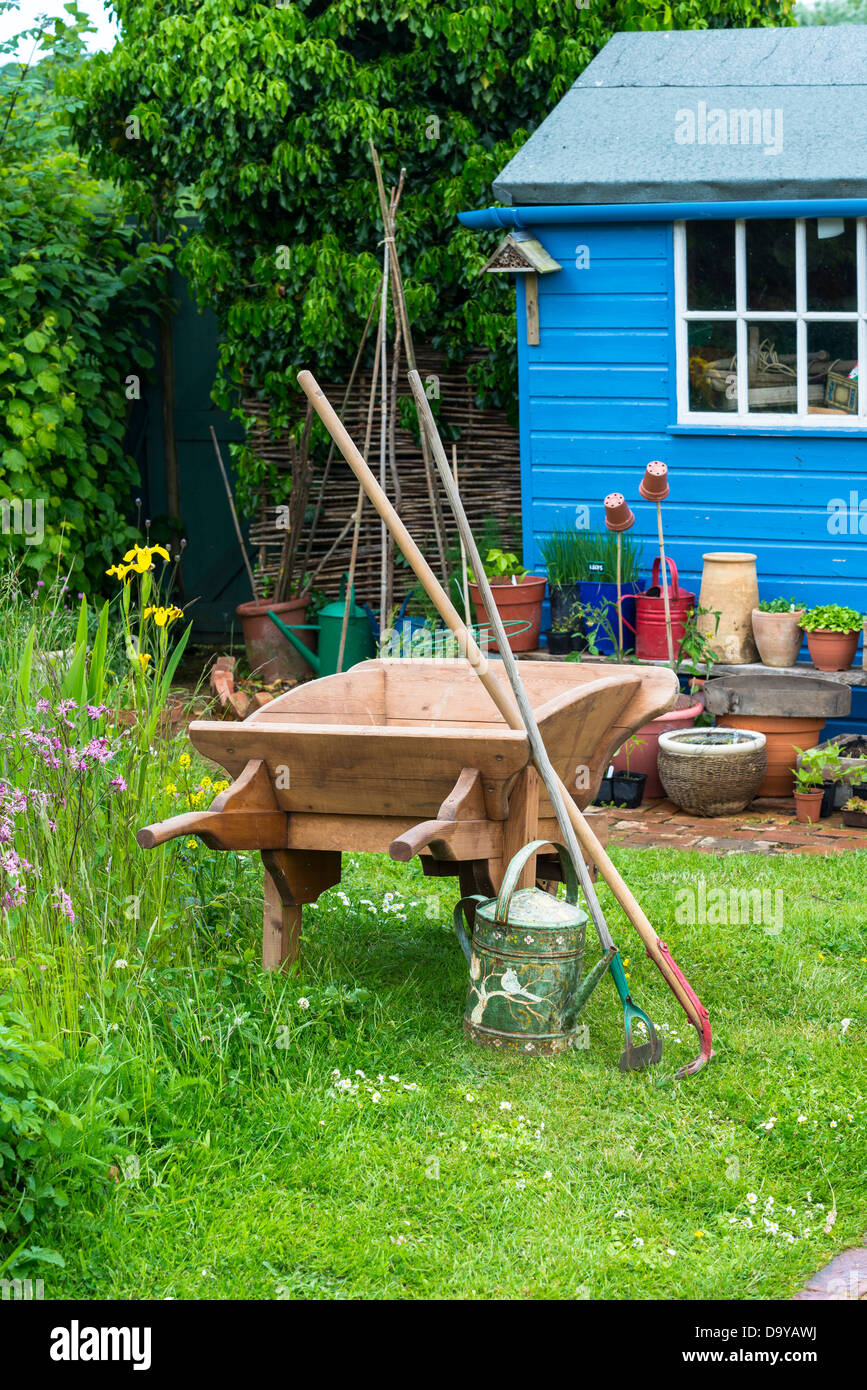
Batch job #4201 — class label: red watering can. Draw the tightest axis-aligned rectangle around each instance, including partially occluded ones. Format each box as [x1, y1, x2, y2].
[620, 558, 695, 661]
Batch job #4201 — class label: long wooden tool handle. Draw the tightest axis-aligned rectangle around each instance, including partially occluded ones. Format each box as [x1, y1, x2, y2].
[405, 372, 706, 1046]
[296, 372, 512, 720]
[296, 370, 711, 1066]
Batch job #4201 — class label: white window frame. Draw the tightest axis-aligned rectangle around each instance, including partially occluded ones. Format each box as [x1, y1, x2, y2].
[674, 218, 867, 428]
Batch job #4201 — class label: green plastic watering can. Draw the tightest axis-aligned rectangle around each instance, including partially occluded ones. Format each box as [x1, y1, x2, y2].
[267, 575, 375, 678]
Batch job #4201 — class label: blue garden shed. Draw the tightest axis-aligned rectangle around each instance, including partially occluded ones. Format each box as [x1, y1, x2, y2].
[460, 25, 867, 732]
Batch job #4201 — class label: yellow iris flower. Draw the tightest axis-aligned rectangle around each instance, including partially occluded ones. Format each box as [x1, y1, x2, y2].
[136, 652, 151, 670]
[106, 543, 172, 582]
[143, 604, 183, 628]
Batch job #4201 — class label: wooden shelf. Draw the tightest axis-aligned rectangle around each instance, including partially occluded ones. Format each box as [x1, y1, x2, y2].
[516, 651, 867, 687]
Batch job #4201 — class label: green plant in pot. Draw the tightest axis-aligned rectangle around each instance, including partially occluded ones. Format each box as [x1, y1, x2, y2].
[576, 530, 644, 657]
[801, 604, 863, 673]
[547, 610, 574, 657]
[539, 527, 586, 628]
[611, 735, 647, 809]
[467, 550, 546, 653]
[842, 789, 867, 829]
[791, 744, 836, 825]
[752, 596, 806, 669]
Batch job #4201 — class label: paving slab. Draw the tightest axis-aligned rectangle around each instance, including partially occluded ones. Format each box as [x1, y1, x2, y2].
[793, 1238, 867, 1300]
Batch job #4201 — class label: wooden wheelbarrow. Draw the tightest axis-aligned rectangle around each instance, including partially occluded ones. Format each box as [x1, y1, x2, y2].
[137, 657, 678, 970]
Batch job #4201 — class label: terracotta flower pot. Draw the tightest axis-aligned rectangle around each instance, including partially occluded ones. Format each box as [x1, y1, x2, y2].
[717, 713, 825, 798]
[603, 491, 635, 532]
[638, 460, 669, 502]
[469, 574, 546, 652]
[236, 596, 315, 682]
[794, 788, 824, 825]
[697, 552, 759, 663]
[751, 609, 805, 668]
[806, 627, 859, 673]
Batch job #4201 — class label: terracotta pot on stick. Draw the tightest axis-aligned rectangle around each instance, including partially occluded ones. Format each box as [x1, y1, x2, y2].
[604, 492, 635, 655]
[639, 461, 674, 665]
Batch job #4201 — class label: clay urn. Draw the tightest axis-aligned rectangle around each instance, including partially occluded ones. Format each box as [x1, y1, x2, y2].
[638, 460, 669, 502]
[603, 492, 635, 532]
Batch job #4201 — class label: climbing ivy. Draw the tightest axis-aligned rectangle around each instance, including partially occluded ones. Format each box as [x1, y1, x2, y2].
[0, 3, 172, 587]
[68, 0, 794, 513]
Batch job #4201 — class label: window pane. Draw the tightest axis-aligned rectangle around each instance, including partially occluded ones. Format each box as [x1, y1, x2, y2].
[806, 218, 857, 312]
[745, 322, 797, 412]
[688, 321, 738, 412]
[746, 220, 795, 311]
[686, 222, 735, 310]
[809, 323, 858, 415]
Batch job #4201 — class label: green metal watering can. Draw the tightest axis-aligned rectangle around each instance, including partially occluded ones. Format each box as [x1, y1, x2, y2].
[453, 840, 616, 1056]
[267, 575, 375, 678]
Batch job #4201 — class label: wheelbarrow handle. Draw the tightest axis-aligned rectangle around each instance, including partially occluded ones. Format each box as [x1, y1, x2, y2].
[137, 808, 288, 852]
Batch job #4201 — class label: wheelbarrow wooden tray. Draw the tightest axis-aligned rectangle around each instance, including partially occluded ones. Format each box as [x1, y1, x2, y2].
[139, 658, 678, 969]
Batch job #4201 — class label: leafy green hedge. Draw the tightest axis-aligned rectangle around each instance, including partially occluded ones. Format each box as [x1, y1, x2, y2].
[0, 7, 171, 589]
[70, 0, 793, 513]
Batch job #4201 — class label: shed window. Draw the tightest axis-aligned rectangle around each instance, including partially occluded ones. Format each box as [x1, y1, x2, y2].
[674, 219, 866, 427]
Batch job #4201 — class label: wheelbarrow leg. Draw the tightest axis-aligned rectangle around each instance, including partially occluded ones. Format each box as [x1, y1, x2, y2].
[260, 849, 342, 972]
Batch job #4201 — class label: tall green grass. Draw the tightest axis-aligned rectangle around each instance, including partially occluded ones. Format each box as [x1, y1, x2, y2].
[540, 527, 644, 585]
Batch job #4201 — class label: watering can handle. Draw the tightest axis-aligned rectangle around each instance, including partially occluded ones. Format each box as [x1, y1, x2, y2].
[651, 555, 680, 599]
[453, 896, 486, 963]
[494, 840, 578, 923]
[616, 596, 637, 637]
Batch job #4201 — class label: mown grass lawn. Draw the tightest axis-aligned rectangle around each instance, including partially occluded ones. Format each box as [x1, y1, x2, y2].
[44, 844, 866, 1301]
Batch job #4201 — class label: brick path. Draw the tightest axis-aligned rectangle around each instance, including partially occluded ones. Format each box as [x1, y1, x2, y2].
[597, 796, 867, 856]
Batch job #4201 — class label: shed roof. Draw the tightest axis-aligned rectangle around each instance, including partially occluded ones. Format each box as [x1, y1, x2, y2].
[492, 26, 867, 207]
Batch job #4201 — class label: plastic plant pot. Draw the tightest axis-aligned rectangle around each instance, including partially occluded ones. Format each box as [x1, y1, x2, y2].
[610, 772, 646, 809]
[593, 775, 615, 807]
[638, 460, 670, 502]
[603, 492, 635, 532]
[794, 789, 824, 825]
[546, 629, 572, 656]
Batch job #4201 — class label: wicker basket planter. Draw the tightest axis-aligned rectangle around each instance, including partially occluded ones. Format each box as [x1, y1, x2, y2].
[657, 727, 767, 817]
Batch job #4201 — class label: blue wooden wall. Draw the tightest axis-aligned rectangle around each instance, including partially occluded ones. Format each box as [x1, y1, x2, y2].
[518, 219, 867, 736]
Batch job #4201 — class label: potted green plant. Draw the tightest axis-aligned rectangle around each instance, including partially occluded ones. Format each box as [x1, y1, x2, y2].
[539, 527, 585, 629]
[610, 735, 647, 809]
[545, 602, 584, 657]
[468, 549, 547, 653]
[751, 596, 806, 668]
[574, 529, 643, 656]
[794, 741, 851, 818]
[801, 604, 863, 672]
[842, 794, 867, 829]
[791, 745, 830, 824]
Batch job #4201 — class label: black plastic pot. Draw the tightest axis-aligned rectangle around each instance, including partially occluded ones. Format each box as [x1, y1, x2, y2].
[546, 629, 572, 656]
[820, 780, 836, 819]
[611, 772, 647, 809]
[549, 582, 582, 628]
[594, 776, 614, 806]
[570, 629, 587, 653]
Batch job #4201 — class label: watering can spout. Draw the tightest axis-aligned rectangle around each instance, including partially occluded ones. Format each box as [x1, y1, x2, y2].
[266, 611, 320, 673]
